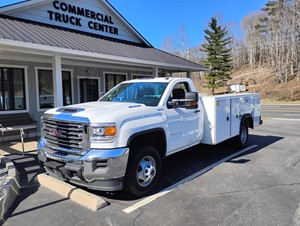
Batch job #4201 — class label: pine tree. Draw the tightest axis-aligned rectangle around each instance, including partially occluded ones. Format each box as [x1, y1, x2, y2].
[202, 17, 232, 94]
[256, 0, 283, 31]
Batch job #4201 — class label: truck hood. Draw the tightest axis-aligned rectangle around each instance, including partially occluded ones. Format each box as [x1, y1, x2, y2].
[44, 101, 155, 123]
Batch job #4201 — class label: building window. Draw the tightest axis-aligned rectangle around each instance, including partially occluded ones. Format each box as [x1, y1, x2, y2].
[105, 73, 126, 92]
[37, 69, 72, 109]
[38, 70, 53, 109]
[132, 74, 152, 79]
[0, 68, 26, 111]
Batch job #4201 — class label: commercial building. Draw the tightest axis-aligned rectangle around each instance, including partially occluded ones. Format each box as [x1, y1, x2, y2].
[0, 0, 207, 136]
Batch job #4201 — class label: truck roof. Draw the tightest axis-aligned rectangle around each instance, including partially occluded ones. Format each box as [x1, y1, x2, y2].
[123, 77, 189, 83]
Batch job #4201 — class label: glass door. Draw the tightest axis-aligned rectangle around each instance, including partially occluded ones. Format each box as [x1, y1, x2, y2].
[79, 78, 99, 103]
[62, 71, 72, 106]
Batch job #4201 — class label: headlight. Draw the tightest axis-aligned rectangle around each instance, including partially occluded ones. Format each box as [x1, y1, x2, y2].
[89, 123, 117, 142]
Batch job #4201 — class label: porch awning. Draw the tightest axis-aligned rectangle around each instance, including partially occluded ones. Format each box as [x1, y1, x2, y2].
[0, 15, 208, 72]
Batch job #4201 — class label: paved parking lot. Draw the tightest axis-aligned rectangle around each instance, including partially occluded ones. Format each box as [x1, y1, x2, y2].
[3, 118, 300, 226]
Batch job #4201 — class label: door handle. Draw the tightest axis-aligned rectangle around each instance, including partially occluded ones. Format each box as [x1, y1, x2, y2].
[194, 110, 200, 113]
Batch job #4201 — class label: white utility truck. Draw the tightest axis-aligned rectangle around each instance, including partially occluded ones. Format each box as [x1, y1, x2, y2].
[38, 77, 262, 196]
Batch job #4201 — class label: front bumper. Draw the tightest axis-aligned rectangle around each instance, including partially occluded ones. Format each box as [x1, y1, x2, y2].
[37, 139, 129, 191]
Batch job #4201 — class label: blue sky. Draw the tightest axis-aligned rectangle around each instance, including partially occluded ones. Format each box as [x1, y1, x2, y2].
[0, 0, 267, 48]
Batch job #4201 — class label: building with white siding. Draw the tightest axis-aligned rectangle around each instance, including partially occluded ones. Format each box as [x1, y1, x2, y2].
[0, 0, 207, 134]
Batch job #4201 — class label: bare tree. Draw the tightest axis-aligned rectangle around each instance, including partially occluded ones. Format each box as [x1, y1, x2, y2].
[161, 36, 175, 54]
[233, 0, 300, 84]
[162, 0, 300, 85]
[161, 25, 205, 78]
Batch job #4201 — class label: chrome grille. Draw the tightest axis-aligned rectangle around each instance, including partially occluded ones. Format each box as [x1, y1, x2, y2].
[43, 117, 88, 155]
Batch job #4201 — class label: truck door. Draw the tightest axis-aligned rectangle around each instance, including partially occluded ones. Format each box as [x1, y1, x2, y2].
[165, 82, 201, 154]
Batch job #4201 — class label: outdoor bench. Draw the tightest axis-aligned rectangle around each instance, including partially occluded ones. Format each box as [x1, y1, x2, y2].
[0, 113, 37, 141]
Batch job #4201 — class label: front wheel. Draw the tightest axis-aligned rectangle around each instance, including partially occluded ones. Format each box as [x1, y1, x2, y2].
[124, 145, 161, 197]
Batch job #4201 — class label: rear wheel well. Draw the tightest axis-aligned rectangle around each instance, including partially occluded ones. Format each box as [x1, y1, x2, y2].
[242, 114, 253, 129]
[127, 130, 167, 160]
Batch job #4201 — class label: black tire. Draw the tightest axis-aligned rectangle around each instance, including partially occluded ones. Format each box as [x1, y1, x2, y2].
[234, 120, 249, 148]
[124, 145, 161, 197]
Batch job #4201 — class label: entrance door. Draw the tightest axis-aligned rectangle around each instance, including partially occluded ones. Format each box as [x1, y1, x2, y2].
[79, 78, 99, 103]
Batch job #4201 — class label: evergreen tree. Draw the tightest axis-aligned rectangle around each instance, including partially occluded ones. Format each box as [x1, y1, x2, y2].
[202, 17, 232, 94]
[256, 0, 283, 31]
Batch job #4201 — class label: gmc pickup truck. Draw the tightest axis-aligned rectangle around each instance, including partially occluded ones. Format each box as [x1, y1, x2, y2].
[38, 77, 262, 196]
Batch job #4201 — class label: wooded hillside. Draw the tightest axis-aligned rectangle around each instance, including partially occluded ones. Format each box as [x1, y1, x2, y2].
[232, 0, 300, 84]
[162, 0, 300, 100]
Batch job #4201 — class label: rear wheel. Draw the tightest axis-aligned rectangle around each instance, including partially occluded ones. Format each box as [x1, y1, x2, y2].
[124, 145, 161, 197]
[234, 120, 249, 148]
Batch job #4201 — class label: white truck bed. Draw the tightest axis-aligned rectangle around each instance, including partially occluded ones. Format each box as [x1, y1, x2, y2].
[200, 93, 261, 145]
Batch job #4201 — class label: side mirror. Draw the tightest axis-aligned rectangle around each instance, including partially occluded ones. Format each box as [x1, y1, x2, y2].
[168, 92, 198, 109]
[185, 92, 198, 102]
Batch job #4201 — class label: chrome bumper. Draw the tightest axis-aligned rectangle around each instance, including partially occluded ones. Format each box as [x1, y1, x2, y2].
[37, 139, 129, 191]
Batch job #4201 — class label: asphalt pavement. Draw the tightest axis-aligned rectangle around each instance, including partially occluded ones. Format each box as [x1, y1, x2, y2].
[261, 104, 300, 120]
[1, 117, 300, 226]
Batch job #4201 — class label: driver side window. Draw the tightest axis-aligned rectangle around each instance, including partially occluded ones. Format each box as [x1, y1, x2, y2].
[167, 82, 191, 108]
[170, 82, 191, 100]
[173, 82, 190, 92]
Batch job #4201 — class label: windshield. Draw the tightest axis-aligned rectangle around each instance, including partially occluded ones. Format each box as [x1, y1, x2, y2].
[99, 82, 168, 106]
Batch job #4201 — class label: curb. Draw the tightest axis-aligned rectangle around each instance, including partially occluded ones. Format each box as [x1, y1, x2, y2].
[0, 156, 20, 225]
[37, 174, 108, 211]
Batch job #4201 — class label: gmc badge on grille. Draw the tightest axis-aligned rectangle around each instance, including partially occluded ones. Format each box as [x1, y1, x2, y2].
[49, 128, 67, 138]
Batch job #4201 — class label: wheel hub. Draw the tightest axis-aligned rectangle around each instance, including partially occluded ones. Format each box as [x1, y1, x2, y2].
[136, 156, 156, 187]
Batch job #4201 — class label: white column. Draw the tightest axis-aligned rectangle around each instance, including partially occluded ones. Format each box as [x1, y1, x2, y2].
[52, 54, 63, 107]
[153, 66, 159, 77]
